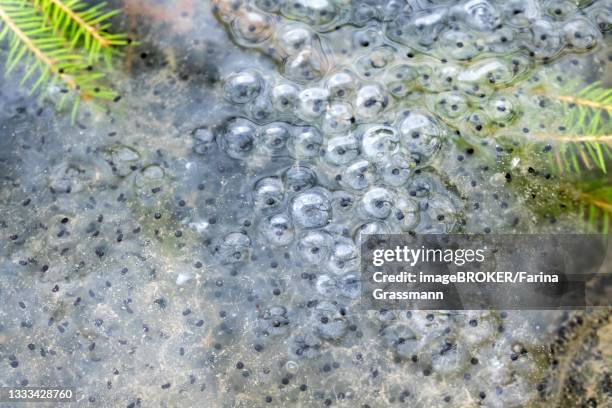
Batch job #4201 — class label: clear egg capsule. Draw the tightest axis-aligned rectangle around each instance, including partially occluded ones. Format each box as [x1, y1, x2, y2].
[280, 0, 340, 30]
[48, 158, 111, 193]
[386, 8, 448, 48]
[356, 46, 396, 78]
[230, 10, 274, 45]
[134, 164, 165, 194]
[383, 64, 419, 98]
[260, 213, 295, 246]
[354, 84, 390, 120]
[327, 237, 360, 275]
[257, 122, 292, 156]
[398, 111, 444, 160]
[353, 221, 391, 246]
[325, 69, 357, 99]
[380, 324, 418, 359]
[323, 135, 361, 166]
[223, 70, 263, 104]
[296, 230, 333, 264]
[524, 19, 564, 60]
[102, 145, 140, 177]
[191, 127, 216, 155]
[271, 82, 300, 112]
[415, 192, 457, 233]
[340, 159, 377, 191]
[351, 3, 379, 26]
[283, 165, 317, 194]
[380, 154, 413, 187]
[283, 48, 327, 83]
[393, 195, 420, 231]
[297, 87, 330, 119]
[217, 118, 257, 159]
[361, 125, 400, 162]
[290, 187, 332, 229]
[359, 187, 395, 220]
[258, 305, 290, 337]
[277, 24, 316, 55]
[439, 28, 481, 61]
[247, 92, 277, 123]
[252, 176, 285, 213]
[337, 272, 361, 299]
[486, 95, 519, 124]
[331, 190, 356, 216]
[254, 0, 281, 12]
[213, 231, 251, 264]
[322, 101, 355, 134]
[312, 301, 349, 341]
[563, 18, 600, 52]
[459, 0, 501, 32]
[288, 126, 323, 159]
[353, 26, 385, 50]
[429, 91, 470, 121]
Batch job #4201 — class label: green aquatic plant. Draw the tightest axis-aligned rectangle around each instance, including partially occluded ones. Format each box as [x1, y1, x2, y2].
[0, 0, 129, 121]
[533, 81, 612, 175]
[497, 81, 612, 234]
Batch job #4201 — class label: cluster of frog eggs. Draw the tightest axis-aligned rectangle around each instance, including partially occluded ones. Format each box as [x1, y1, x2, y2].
[214, 0, 609, 74]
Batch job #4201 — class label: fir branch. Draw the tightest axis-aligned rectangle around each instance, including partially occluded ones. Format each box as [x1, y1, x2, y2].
[33, 0, 129, 64]
[532, 81, 612, 175]
[0, 0, 120, 122]
[533, 134, 612, 143]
